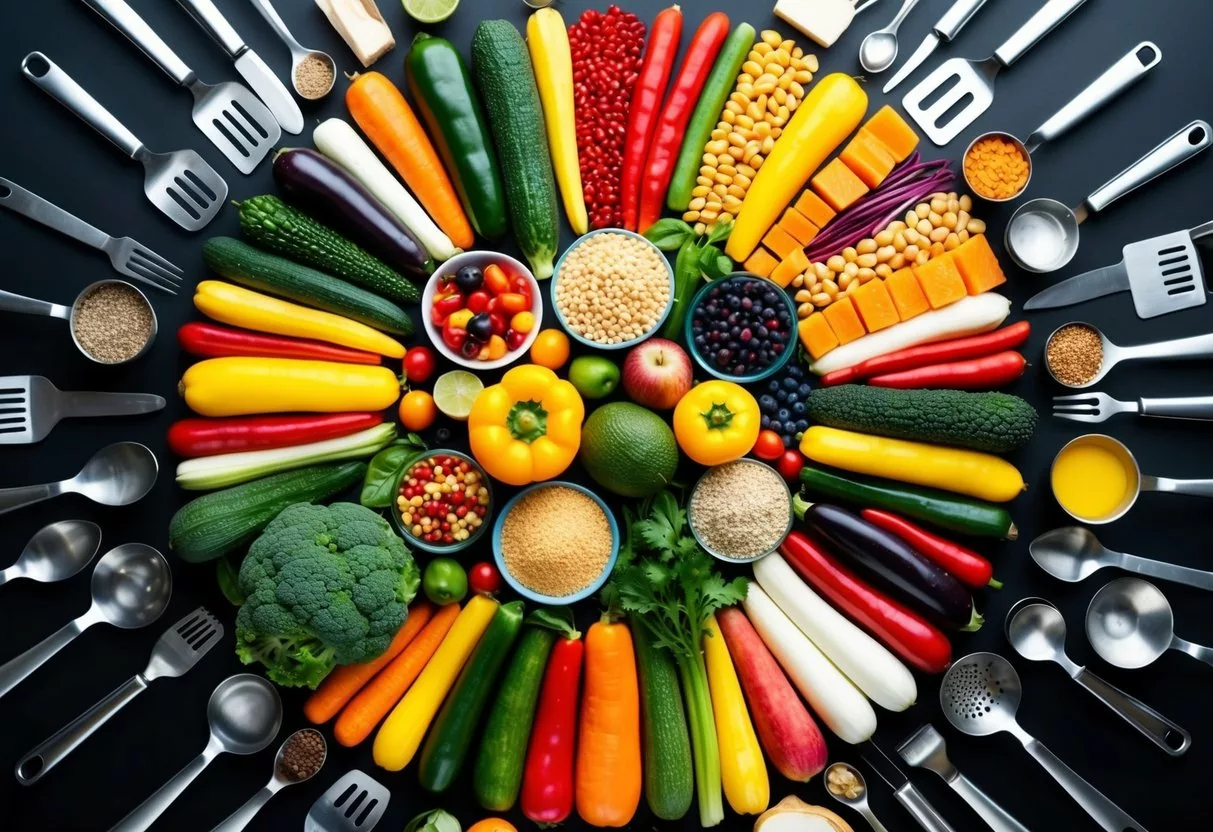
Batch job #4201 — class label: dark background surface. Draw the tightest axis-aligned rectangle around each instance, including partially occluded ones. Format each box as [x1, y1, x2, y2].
[0, 0, 1208, 829]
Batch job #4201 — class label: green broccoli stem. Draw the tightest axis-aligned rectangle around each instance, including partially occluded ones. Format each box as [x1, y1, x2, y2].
[677, 650, 724, 828]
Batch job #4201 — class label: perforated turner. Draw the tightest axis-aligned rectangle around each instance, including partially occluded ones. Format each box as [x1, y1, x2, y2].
[0, 376, 165, 445]
[304, 770, 390, 832]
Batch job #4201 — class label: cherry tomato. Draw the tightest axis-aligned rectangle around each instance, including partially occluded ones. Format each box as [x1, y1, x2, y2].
[484, 263, 510, 294]
[498, 292, 530, 315]
[511, 275, 532, 303]
[442, 321, 467, 352]
[432, 292, 464, 327]
[506, 329, 528, 350]
[403, 346, 436, 383]
[530, 329, 570, 369]
[489, 312, 509, 337]
[777, 448, 805, 482]
[486, 335, 507, 360]
[399, 390, 436, 431]
[466, 290, 491, 315]
[753, 429, 785, 460]
[468, 562, 502, 595]
[511, 311, 535, 334]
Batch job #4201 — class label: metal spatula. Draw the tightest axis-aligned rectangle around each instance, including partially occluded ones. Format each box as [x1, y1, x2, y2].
[79, 0, 280, 174]
[903, 0, 1090, 146]
[0, 376, 165, 445]
[22, 53, 227, 231]
[304, 770, 390, 832]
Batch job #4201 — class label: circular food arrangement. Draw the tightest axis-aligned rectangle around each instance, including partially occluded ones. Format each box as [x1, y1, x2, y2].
[4, 2, 1208, 832]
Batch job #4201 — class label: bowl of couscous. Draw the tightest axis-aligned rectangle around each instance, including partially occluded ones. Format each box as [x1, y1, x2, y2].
[391, 449, 493, 554]
[492, 481, 619, 605]
[550, 228, 675, 350]
[688, 459, 792, 563]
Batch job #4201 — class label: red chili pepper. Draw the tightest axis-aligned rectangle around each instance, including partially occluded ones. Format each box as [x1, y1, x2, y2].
[619, 5, 683, 231]
[820, 321, 1032, 386]
[177, 322, 380, 365]
[637, 12, 730, 233]
[780, 530, 953, 673]
[167, 412, 383, 458]
[522, 636, 584, 824]
[860, 509, 1000, 589]
[868, 351, 1027, 390]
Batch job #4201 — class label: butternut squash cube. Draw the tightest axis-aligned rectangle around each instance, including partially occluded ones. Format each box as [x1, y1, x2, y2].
[780, 207, 820, 246]
[762, 225, 802, 260]
[913, 254, 967, 309]
[840, 131, 898, 189]
[770, 247, 810, 288]
[811, 158, 870, 213]
[798, 312, 839, 360]
[849, 278, 899, 332]
[744, 248, 779, 279]
[864, 105, 920, 162]
[951, 234, 1007, 295]
[885, 267, 930, 321]
[795, 190, 837, 229]
[822, 296, 866, 344]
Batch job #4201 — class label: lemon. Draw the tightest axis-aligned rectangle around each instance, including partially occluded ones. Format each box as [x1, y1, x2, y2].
[433, 370, 483, 421]
[403, 0, 460, 24]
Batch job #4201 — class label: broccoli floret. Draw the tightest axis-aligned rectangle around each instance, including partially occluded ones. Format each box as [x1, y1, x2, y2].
[235, 502, 420, 688]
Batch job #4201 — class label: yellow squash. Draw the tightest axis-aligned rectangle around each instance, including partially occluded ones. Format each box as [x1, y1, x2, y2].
[703, 615, 769, 816]
[725, 74, 868, 262]
[527, 8, 588, 235]
[180, 357, 400, 417]
[194, 280, 405, 358]
[800, 426, 1026, 503]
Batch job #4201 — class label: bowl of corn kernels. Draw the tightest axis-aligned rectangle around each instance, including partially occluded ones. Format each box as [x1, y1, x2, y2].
[391, 449, 493, 554]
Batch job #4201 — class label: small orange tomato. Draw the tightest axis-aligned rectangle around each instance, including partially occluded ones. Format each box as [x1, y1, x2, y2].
[487, 334, 507, 360]
[484, 263, 511, 294]
[467, 820, 517, 832]
[399, 390, 436, 431]
[530, 329, 570, 369]
[510, 310, 535, 334]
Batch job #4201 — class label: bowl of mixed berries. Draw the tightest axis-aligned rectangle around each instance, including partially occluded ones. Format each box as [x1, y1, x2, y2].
[685, 274, 796, 383]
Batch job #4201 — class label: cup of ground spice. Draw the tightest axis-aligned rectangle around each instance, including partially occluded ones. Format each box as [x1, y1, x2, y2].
[294, 52, 336, 100]
[689, 458, 792, 563]
[70, 280, 157, 365]
[1045, 322, 1105, 387]
[963, 132, 1032, 202]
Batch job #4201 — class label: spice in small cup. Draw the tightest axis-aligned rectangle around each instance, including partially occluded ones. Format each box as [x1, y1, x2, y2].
[70, 280, 156, 365]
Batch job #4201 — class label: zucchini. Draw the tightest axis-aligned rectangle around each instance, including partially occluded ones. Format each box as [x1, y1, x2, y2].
[798, 464, 1017, 540]
[203, 237, 414, 337]
[805, 386, 1037, 453]
[168, 462, 366, 563]
[419, 600, 525, 793]
[470, 21, 560, 279]
[633, 618, 694, 821]
[237, 195, 420, 304]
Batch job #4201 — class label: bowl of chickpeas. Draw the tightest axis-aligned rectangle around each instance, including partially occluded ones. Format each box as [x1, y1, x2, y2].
[551, 229, 675, 350]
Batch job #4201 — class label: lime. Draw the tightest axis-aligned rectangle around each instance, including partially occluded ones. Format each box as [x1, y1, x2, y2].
[433, 370, 483, 421]
[403, 0, 460, 24]
[579, 402, 679, 498]
[423, 558, 467, 605]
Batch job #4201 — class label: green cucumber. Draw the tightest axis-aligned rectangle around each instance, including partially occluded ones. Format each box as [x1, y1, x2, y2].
[470, 21, 560, 280]
[168, 462, 366, 563]
[203, 237, 414, 337]
[634, 618, 694, 821]
[419, 600, 526, 793]
[236, 195, 419, 305]
[798, 464, 1017, 540]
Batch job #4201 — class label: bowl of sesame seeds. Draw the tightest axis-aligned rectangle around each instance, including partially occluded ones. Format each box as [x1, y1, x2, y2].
[688, 458, 793, 563]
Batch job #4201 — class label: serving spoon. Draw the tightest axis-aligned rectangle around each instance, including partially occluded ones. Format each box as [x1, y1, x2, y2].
[1030, 526, 1213, 590]
[0, 520, 101, 587]
[859, 0, 922, 73]
[0, 441, 157, 515]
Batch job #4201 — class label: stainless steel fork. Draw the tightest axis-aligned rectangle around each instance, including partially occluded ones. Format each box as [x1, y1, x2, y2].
[14, 607, 223, 785]
[1053, 392, 1213, 423]
[0, 376, 165, 445]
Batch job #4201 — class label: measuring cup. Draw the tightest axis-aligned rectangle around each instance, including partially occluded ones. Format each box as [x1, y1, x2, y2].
[1086, 577, 1213, 670]
[248, 0, 336, 100]
[963, 43, 1160, 202]
[1005, 120, 1211, 272]
[0, 279, 156, 365]
[1044, 321, 1213, 388]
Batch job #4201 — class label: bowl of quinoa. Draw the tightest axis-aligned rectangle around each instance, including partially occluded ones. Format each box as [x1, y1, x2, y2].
[391, 450, 493, 554]
[551, 228, 675, 350]
[492, 481, 619, 604]
[688, 459, 793, 563]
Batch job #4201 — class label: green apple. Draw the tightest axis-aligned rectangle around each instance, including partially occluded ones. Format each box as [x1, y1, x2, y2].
[568, 355, 620, 400]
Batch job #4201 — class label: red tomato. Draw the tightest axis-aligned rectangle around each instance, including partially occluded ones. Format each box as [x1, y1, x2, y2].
[442, 321, 467, 352]
[777, 449, 805, 482]
[466, 290, 491, 315]
[484, 264, 510, 295]
[403, 346, 436, 383]
[753, 429, 785, 460]
[431, 293, 463, 327]
[489, 312, 509, 337]
[511, 275, 532, 302]
[469, 562, 502, 595]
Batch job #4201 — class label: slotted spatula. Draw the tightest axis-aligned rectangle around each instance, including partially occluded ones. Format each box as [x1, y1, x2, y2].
[22, 53, 227, 231]
[903, 0, 1091, 146]
[304, 770, 390, 832]
[0, 376, 165, 445]
[79, 0, 280, 174]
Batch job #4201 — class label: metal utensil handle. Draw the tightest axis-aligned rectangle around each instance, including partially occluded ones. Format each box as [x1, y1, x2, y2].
[947, 774, 1030, 832]
[175, 0, 247, 58]
[935, 0, 988, 40]
[58, 392, 166, 418]
[0, 483, 58, 516]
[80, 0, 193, 85]
[1086, 120, 1212, 214]
[1142, 475, 1213, 498]
[247, 0, 301, 47]
[1027, 43, 1160, 151]
[0, 178, 111, 251]
[21, 53, 143, 159]
[1073, 667, 1191, 756]
[210, 784, 277, 832]
[0, 288, 71, 320]
[1118, 552, 1213, 591]
[110, 746, 218, 832]
[1022, 737, 1147, 832]
[859, 808, 891, 832]
[1121, 330, 1213, 362]
[1191, 219, 1213, 244]
[886, 0, 922, 30]
[895, 783, 958, 832]
[15, 674, 149, 784]
[0, 617, 87, 699]
[1171, 635, 1213, 667]
[994, 0, 1089, 67]
[1140, 395, 1213, 420]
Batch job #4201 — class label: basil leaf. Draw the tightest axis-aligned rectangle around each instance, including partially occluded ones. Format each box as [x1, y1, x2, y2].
[216, 556, 245, 606]
[699, 244, 731, 280]
[707, 219, 734, 245]
[716, 254, 735, 278]
[360, 438, 426, 508]
[526, 607, 580, 639]
[644, 218, 695, 251]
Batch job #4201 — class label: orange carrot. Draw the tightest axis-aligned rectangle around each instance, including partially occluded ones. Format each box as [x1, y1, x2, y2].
[304, 601, 435, 725]
[346, 72, 474, 250]
[333, 601, 461, 747]
[575, 619, 642, 827]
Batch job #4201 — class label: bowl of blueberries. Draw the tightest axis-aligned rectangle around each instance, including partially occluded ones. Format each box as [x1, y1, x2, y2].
[758, 362, 813, 450]
[685, 273, 796, 383]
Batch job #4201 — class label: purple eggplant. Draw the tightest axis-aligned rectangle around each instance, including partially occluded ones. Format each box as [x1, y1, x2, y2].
[273, 148, 434, 278]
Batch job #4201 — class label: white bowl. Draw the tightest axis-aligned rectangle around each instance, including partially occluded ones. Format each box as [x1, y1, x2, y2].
[421, 251, 543, 371]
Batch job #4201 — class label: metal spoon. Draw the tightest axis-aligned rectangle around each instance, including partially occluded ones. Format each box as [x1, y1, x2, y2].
[0, 543, 170, 699]
[111, 674, 282, 832]
[1087, 577, 1213, 671]
[1006, 596, 1190, 755]
[211, 728, 327, 832]
[0, 520, 101, 587]
[823, 763, 889, 831]
[247, 0, 336, 100]
[859, 0, 922, 73]
[1044, 321, 1213, 389]
[1030, 526, 1213, 590]
[0, 441, 158, 516]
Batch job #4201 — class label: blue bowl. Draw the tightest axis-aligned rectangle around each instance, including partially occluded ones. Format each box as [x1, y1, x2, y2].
[492, 481, 619, 605]
[389, 449, 493, 555]
[684, 272, 798, 384]
[550, 228, 676, 351]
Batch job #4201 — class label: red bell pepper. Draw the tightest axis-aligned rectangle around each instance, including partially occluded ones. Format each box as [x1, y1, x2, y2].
[868, 351, 1026, 390]
[177, 322, 380, 365]
[167, 412, 383, 458]
[860, 509, 1000, 589]
[521, 636, 584, 824]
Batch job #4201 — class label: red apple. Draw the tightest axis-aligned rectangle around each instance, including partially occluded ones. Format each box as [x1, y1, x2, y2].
[622, 338, 693, 410]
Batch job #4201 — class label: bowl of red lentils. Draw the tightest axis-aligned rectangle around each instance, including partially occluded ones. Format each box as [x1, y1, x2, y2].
[551, 228, 675, 350]
[391, 450, 493, 554]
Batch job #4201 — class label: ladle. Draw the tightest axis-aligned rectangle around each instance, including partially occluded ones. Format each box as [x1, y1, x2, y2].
[247, 0, 336, 100]
[1006, 596, 1190, 755]
[859, 0, 921, 73]
[1029, 526, 1213, 590]
[111, 674, 282, 832]
[0, 543, 170, 699]
[0, 520, 101, 587]
[0, 279, 156, 365]
[1043, 321, 1213, 388]
[1087, 577, 1213, 671]
[823, 763, 889, 832]
[211, 728, 327, 832]
[0, 441, 158, 516]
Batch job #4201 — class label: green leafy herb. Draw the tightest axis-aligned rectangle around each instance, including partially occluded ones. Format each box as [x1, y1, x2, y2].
[404, 809, 461, 832]
[359, 434, 427, 508]
[644, 218, 696, 251]
[216, 555, 245, 606]
[657, 221, 738, 340]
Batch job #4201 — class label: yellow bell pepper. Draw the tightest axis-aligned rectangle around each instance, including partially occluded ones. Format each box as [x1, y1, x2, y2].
[468, 365, 584, 486]
[703, 615, 769, 816]
[179, 357, 401, 417]
[672, 380, 760, 466]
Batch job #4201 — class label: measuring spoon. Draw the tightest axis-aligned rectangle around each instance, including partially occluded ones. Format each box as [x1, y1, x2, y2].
[1044, 321, 1213, 388]
[0, 279, 156, 365]
[0, 520, 101, 587]
[0, 441, 158, 516]
[1006, 596, 1190, 755]
[824, 763, 889, 831]
[1030, 526, 1213, 591]
[1005, 120, 1210, 272]
[859, 0, 922, 73]
[211, 728, 327, 832]
[247, 0, 336, 100]
[1087, 577, 1213, 670]
[0, 543, 170, 699]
